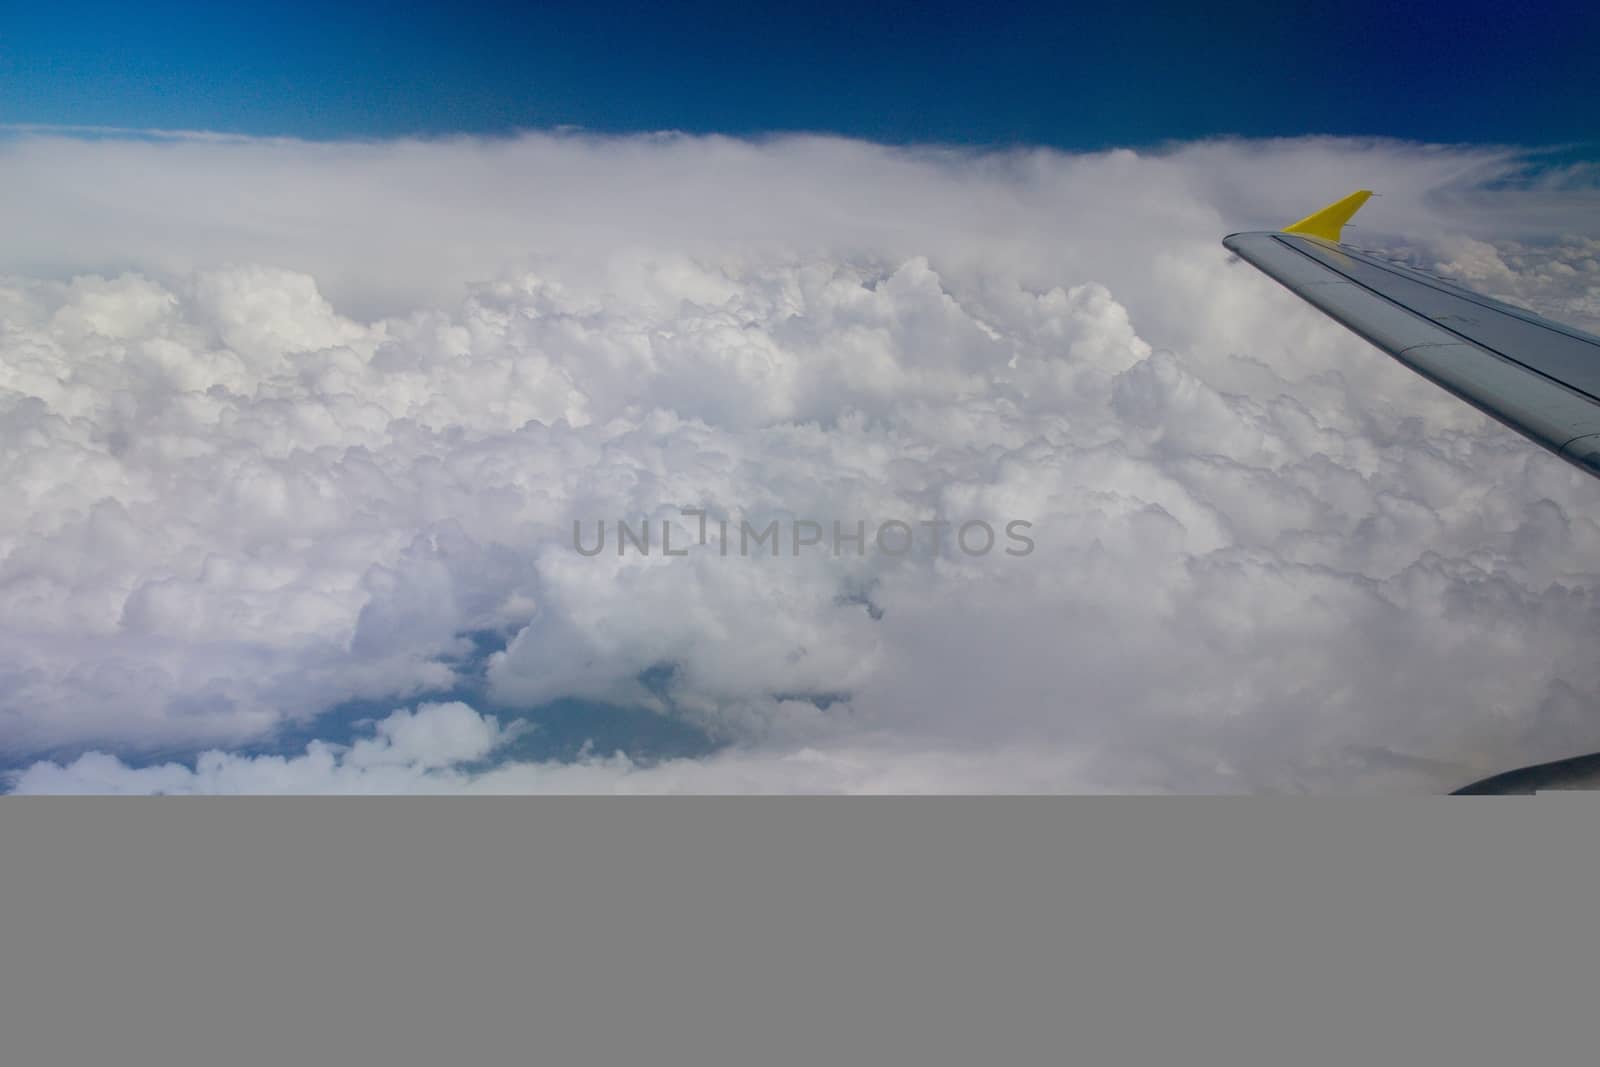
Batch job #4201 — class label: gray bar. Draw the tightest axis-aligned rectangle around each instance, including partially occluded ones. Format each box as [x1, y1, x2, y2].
[3, 798, 1600, 1067]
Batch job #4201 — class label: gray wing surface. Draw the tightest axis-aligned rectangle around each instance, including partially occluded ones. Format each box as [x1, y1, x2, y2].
[1223, 229, 1600, 478]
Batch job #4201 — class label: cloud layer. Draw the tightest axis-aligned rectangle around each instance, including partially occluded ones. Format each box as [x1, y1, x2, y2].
[3, 130, 1599, 792]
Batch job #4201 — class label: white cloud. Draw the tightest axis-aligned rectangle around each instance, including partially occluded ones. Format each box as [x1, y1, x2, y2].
[7, 701, 1123, 794]
[2, 129, 1599, 792]
[9, 702, 517, 794]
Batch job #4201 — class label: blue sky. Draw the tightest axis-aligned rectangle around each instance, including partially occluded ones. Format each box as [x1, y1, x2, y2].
[4, 0, 1597, 147]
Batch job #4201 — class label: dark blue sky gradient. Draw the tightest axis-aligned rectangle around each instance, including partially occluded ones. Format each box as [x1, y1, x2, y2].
[2, 1, 1597, 147]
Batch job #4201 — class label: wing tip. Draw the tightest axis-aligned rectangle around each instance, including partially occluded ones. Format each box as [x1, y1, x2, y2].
[1281, 189, 1375, 243]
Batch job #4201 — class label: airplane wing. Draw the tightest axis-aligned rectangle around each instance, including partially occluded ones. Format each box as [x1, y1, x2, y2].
[1223, 191, 1600, 478]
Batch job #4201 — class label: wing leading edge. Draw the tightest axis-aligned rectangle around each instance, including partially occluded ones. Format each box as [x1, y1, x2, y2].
[1223, 193, 1600, 478]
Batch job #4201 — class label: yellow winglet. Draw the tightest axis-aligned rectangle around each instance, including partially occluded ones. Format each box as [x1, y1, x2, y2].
[1282, 189, 1374, 243]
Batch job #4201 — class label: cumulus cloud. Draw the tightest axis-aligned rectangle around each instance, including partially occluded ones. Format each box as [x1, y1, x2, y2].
[8, 700, 1125, 794]
[10, 702, 518, 794]
[2, 129, 1599, 793]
